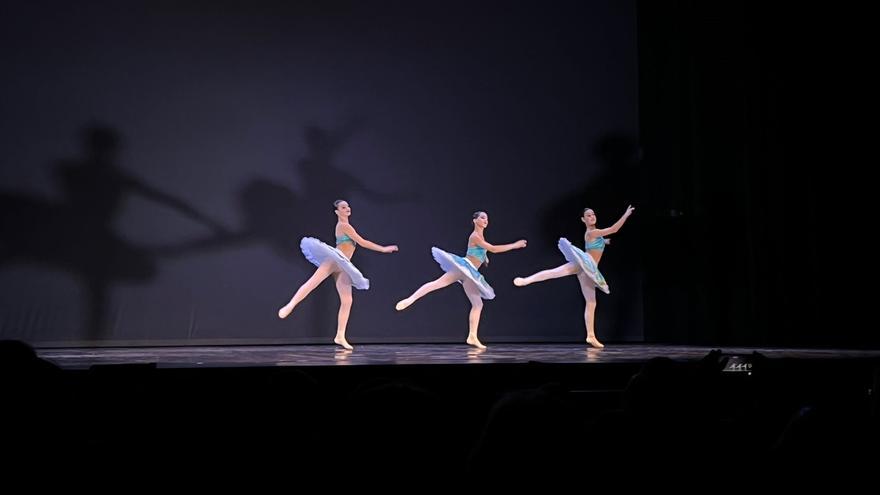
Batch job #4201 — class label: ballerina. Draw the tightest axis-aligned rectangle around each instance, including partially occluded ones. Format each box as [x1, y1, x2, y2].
[278, 199, 398, 349]
[395, 211, 526, 349]
[514, 205, 634, 348]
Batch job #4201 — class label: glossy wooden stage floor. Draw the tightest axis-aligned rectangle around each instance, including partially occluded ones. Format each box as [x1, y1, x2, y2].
[36, 343, 880, 369]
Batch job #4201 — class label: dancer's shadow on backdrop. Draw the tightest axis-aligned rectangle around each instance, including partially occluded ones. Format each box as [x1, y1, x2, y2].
[0, 125, 226, 341]
[156, 118, 420, 337]
[158, 118, 420, 258]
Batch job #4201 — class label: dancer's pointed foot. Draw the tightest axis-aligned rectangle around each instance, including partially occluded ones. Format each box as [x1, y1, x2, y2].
[586, 336, 604, 349]
[513, 277, 528, 287]
[466, 335, 487, 349]
[395, 298, 413, 311]
[278, 304, 293, 319]
[334, 336, 354, 350]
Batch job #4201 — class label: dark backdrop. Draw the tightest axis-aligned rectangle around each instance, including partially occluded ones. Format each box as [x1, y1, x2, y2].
[1, 0, 642, 345]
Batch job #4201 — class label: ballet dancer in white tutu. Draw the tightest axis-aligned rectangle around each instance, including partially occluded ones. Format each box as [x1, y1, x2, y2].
[395, 211, 526, 349]
[278, 199, 398, 349]
[514, 205, 634, 348]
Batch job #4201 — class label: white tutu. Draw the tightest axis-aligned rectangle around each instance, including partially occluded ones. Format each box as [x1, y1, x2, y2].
[431, 247, 495, 299]
[557, 237, 610, 294]
[300, 237, 370, 290]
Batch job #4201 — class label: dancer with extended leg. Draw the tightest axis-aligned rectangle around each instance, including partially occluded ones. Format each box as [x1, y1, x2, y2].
[395, 211, 526, 349]
[514, 205, 634, 348]
[278, 199, 398, 349]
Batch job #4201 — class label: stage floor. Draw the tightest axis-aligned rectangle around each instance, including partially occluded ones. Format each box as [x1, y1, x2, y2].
[36, 343, 880, 369]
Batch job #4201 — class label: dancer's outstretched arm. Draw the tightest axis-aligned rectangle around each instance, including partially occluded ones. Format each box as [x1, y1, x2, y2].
[340, 224, 398, 253]
[471, 234, 526, 254]
[588, 205, 634, 239]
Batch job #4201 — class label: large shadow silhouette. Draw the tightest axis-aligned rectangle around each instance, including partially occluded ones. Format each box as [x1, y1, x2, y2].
[297, 119, 418, 209]
[0, 125, 226, 341]
[155, 119, 419, 339]
[538, 132, 642, 341]
[156, 119, 419, 257]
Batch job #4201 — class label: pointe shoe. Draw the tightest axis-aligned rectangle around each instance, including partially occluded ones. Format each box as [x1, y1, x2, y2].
[334, 336, 354, 350]
[278, 305, 292, 319]
[466, 335, 487, 349]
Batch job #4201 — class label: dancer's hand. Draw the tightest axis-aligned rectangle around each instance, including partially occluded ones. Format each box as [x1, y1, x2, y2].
[604, 238, 612, 246]
[514, 239, 527, 249]
[624, 205, 635, 217]
[383, 245, 399, 253]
